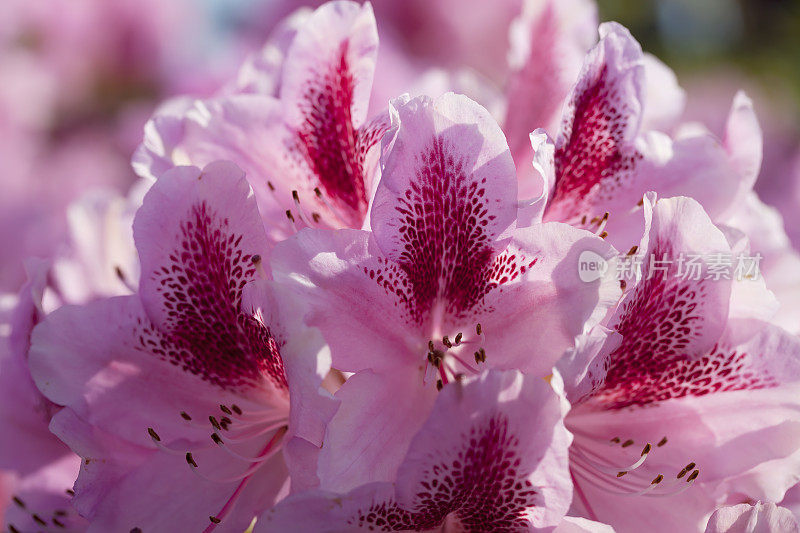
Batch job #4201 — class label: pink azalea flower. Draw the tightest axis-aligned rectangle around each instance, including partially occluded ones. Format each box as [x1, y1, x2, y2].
[270, 92, 619, 492]
[134, 1, 390, 242]
[258, 370, 575, 532]
[29, 161, 334, 531]
[705, 502, 799, 533]
[558, 194, 800, 532]
[0, 262, 87, 532]
[528, 23, 759, 252]
[0, 178, 148, 532]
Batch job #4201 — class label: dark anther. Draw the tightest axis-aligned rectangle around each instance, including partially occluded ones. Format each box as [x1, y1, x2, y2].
[619, 279, 626, 290]
[428, 340, 435, 352]
[130, 528, 143, 533]
[610, 437, 621, 443]
[650, 474, 664, 485]
[66, 489, 75, 496]
[232, 404, 243, 415]
[476, 323, 482, 335]
[454, 332, 463, 345]
[33, 514, 47, 526]
[11, 496, 24, 508]
[186, 452, 198, 468]
[686, 470, 699, 482]
[115, 265, 126, 281]
[267, 181, 275, 191]
[677, 463, 695, 479]
[442, 336, 452, 348]
[581, 215, 588, 225]
[641, 443, 652, 456]
[314, 187, 323, 198]
[616, 471, 627, 477]
[220, 416, 231, 426]
[285, 210, 295, 222]
[209, 416, 221, 430]
[147, 427, 161, 442]
[52, 518, 66, 528]
[657, 437, 668, 447]
[599, 231, 608, 239]
[292, 190, 300, 202]
[210, 516, 222, 524]
[180, 411, 192, 421]
[211, 433, 223, 445]
[251, 255, 261, 264]
[474, 348, 486, 363]
[627, 246, 639, 256]
[312, 213, 321, 223]
[9, 525, 20, 533]
[54, 510, 68, 516]
[436, 380, 443, 391]
[621, 439, 634, 448]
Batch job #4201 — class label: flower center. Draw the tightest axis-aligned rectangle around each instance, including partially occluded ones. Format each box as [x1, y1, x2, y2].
[146, 403, 288, 531]
[423, 323, 487, 390]
[569, 430, 700, 519]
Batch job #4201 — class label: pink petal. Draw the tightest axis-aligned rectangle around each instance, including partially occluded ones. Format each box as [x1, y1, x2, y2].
[280, 1, 383, 224]
[280, 1, 378, 132]
[256, 482, 399, 532]
[262, 370, 574, 531]
[554, 516, 616, 533]
[230, 8, 310, 97]
[476, 223, 620, 376]
[544, 22, 645, 225]
[568, 324, 800, 530]
[30, 296, 272, 448]
[705, 502, 799, 533]
[271, 228, 417, 374]
[584, 196, 735, 408]
[134, 161, 287, 391]
[370, 93, 518, 324]
[723, 91, 763, 201]
[316, 368, 437, 493]
[394, 370, 572, 530]
[51, 408, 288, 532]
[640, 53, 686, 133]
[517, 129, 555, 225]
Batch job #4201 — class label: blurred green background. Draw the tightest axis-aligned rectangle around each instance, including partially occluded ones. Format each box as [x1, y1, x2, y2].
[600, 0, 800, 117]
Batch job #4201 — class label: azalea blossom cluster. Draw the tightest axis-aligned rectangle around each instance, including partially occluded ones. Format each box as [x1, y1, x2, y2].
[3, 1, 800, 532]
